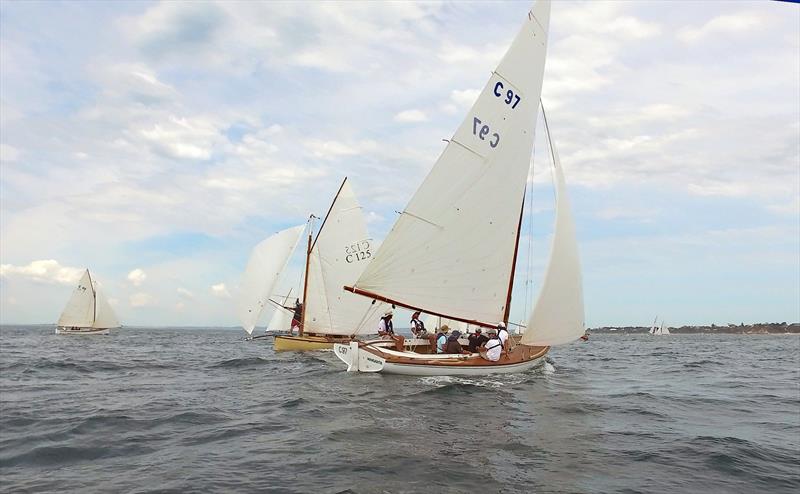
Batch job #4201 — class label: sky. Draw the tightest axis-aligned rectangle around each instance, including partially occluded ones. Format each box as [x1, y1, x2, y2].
[1, 1, 798, 329]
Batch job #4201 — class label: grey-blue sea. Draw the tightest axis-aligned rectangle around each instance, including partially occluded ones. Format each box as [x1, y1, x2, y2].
[0, 326, 798, 493]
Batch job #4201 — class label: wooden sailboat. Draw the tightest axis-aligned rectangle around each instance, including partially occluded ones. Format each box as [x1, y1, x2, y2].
[274, 178, 386, 351]
[237, 178, 383, 350]
[55, 269, 119, 335]
[333, 0, 585, 375]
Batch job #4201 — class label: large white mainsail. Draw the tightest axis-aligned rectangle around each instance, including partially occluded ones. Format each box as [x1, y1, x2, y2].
[303, 180, 380, 335]
[350, 1, 551, 326]
[57, 270, 96, 328]
[238, 224, 305, 334]
[521, 108, 585, 346]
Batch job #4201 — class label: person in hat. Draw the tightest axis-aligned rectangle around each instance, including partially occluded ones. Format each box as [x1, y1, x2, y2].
[467, 327, 489, 353]
[434, 324, 449, 354]
[443, 330, 469, 354]
[496, 322, 510, 356]
[378, 310, 404, 351]
[479, 327, 503, 362]
[410, 311, 426, 338]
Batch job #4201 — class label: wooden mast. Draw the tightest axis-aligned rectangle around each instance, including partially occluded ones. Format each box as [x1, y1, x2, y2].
[299, 177, 348, 336]
[299, 220, 313, 337]
[503, 192, 527, 325]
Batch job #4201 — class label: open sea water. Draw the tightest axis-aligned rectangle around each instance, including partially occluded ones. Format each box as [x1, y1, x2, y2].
[0, 326, 798, 493]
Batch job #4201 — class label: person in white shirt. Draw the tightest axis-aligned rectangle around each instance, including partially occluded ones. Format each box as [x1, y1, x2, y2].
[496, 322, 510, 356]
[480, 328, 503, 362]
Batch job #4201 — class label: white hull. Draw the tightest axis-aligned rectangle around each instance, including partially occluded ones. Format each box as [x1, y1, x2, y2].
[334, 341, 548, 376]
[55, 327, 110, 335]
[381, 354, 546, 376]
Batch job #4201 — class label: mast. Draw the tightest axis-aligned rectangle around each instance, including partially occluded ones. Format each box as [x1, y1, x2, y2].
[299, 218, 313, 337]
[299, 177, 348, 335]
[503, 191, 527, 324]
[87, 270, 97, 327]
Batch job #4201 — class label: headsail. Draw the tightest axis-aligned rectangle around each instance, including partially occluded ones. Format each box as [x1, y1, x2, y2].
[92, 285, 119, 329]
[521, 107, 585, 346]
[350, 1, 552, 326]
[303, 179, 380, 335]
[238, 224, 305, 334]
[57, 270, 96, 328]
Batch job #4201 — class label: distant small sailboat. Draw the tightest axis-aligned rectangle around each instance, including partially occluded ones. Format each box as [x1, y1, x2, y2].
[56, 269, 119, 335]
[649, 317, 670, 335]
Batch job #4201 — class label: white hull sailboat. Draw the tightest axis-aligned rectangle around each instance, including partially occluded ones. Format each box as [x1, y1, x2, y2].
[334, 0, 586, 376]
[238, 178, 384, 350]
[55, 269, 119, 335]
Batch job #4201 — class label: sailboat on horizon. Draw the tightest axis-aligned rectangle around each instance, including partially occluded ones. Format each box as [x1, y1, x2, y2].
[333, 0, 586, 376]
[55, 269, 119, 335]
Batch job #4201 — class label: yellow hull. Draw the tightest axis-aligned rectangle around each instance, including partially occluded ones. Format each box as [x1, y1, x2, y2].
[273, 334, 351, 352]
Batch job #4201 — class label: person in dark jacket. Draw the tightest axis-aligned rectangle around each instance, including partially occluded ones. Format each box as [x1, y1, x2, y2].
[467, 328, 489, 353]
[443, 330, 469, 354]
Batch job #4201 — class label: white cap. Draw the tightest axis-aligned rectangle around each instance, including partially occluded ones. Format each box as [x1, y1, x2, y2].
[497, 322, 506, 328]
[384, 310, 393, 317]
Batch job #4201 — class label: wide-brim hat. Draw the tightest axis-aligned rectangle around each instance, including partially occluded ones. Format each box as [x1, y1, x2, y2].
[440, 324, 450, 332]
[384, 310, 393, 317]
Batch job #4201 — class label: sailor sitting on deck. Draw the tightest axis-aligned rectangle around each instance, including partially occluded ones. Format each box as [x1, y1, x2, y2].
[433, 325, 450, 353]
[443, 330, 469, 355]
[467, 328, 489, 353]
[378, 310, 404, 351]
[479, 328, 503, 362]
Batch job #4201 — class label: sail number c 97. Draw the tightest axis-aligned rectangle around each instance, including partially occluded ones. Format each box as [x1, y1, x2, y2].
[473, 117, 500, 148]
[494, 81, 520, 109]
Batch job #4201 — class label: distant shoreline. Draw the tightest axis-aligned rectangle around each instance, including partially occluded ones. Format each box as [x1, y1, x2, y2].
[589, 322, 800, 335]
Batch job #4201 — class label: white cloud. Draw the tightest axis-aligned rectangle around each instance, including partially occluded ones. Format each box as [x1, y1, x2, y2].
[130, 292, 155, 307]
[1, 143, 20, 162]
[0, 260, 83, 285]
[177, 287, 194, 299]
[450, 89, 480, 109]
[127, 268, 147, 287]
[678, 13, 764, 44]
[137, 115, 223, 161]
[211, 282, 230, 298]
[175, 301, 186, 311]
[393, 109, 428, 123]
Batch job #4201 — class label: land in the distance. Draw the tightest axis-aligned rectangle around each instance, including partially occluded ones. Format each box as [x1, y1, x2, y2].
[589, 322, 800, 334]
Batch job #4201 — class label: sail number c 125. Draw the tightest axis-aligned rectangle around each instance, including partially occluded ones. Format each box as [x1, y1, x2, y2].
[345, 240, 371, 263]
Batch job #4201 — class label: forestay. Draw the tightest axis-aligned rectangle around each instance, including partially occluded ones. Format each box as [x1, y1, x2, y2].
[522, 110, 585, 346]
[237, 224, 305, 334]
[57, 270, 96, 328]
[351, 1, 551, 325]
[304, 180, 379, 335]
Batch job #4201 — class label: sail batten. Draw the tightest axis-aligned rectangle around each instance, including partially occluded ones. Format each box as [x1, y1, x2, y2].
[352, 1, 552, 324]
